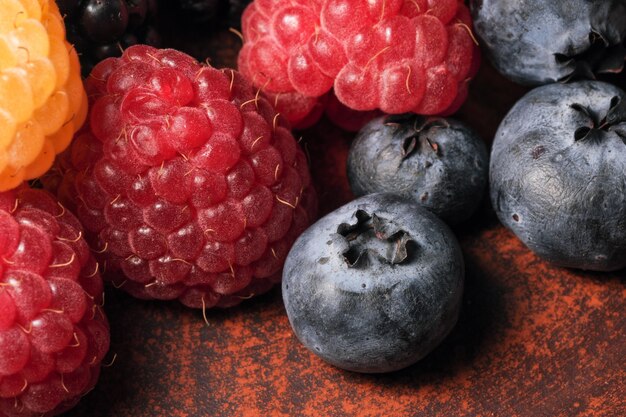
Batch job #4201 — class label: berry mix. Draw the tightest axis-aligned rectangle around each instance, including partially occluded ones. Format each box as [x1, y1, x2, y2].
[0, 0, 624, 414]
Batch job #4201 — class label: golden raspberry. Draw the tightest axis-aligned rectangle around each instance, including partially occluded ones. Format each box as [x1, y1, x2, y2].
[0, 0, 87, 191]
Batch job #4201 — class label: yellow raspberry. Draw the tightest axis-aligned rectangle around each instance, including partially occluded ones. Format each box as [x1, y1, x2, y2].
[0, 0, 87, 191]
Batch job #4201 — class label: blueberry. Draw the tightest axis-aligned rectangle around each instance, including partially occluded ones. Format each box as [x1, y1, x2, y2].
[282, 193, 464, 373]
[490, 81, 626, 271]
[471, 0, 626, 85]
[347, 115, 488, 226]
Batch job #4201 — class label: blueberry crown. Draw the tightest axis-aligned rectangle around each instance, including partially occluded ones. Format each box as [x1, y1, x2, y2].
[335, 209, 416, 268]
[571, 95, 626, 143]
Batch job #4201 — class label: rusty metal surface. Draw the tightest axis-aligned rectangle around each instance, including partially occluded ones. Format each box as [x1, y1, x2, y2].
[63, 32, 626, 417]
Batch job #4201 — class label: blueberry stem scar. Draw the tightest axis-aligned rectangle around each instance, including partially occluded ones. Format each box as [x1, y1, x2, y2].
[336, 210, 416, 267]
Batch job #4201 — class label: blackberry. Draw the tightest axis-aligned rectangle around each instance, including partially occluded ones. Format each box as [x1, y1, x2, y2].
[58, 0, 160, 76]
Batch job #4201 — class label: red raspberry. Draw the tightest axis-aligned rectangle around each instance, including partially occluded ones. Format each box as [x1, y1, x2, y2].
[0, 185, 109, 417]
[238, 0, 480, 128]
[51, 45, 317, 309]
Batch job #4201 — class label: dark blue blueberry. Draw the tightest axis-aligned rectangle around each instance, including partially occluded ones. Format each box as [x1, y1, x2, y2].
[282, 193, 464, 373]
[347, 115, 488, 226]
[471, 0, 626, 85]
[490, 81, 626, 271]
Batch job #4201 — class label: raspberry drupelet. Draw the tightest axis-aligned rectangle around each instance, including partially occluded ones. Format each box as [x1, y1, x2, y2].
[51, 45, 317, 309]
[238, 0, 480, 128]
[0, 0, 87, 191]
[0, 185, 109, 417]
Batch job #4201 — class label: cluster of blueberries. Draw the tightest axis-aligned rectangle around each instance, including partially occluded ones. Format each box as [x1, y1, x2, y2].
[282, 0, 626, 373]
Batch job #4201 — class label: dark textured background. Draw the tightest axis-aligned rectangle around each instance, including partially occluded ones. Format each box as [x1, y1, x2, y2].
[63, 28, 626, 417]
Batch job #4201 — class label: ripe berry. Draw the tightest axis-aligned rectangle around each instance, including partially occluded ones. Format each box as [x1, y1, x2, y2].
[50, 45, 317, 309]
[283, 193, 464, 373]
[490, 81, 626, 271]
[0, 185, 109, 417]
[238, 0, 480, 128]
[471, 0, 626, 85]
[0, 0, 87, 192]
[347, 114, 488, 225]
[58, 0, 160, 76]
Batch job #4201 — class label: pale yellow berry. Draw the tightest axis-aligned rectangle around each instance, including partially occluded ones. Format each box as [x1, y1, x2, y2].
[0, 0, 87, 190]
